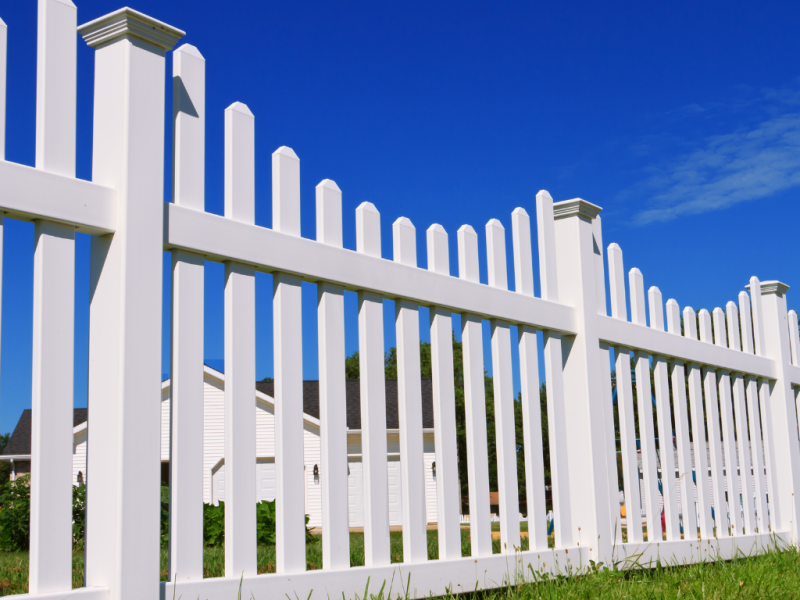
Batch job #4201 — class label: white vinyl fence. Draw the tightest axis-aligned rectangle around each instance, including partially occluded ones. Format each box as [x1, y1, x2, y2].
[2, 3, 800, 600]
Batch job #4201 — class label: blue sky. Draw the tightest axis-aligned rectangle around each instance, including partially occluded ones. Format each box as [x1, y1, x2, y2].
[0, 0, 799, 432]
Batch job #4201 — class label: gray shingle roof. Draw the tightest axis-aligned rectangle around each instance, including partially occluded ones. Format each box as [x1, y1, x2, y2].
[255, 379, 435, 430]
[5, 408, 88, 456]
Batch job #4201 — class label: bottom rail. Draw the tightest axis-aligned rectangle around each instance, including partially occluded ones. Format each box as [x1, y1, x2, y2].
[160, 547, 588, 600]
[614, 531, 791, 567]
[5, 587, 109, 600]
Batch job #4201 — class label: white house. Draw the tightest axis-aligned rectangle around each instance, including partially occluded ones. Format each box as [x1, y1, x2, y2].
[2, 365, 443, 529]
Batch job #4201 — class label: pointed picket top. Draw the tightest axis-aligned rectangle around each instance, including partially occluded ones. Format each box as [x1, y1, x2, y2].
[52, 0, 77, 7]
[226, 101, 253, 117]
[726, 301, 741, 352]
[225, 101, 255, 224]
[738, 291, 755, 355]
[698, 309, 713, 344]
[272, 145, 300, 236]
[788, 310, 800, 367]
[318, 178, 340, 193]
[666, 299, 681, 335]
[746, 277, 766, 357]
[392, 217, 416, 267]
[536, 190, 558, 302]
[628, 268, 646, 326]
[683, 307, 698, 341]
[511, 208, 534, 297]
[175, 43, 204, 60]
[173, 42, 205, 209]
[457, 225, 480, 284]
[426, 224, 449, 276]
[712, 308, 728, 348]
[0, 15, 6, 27]
[316, 179, 342, 248]
[274, 145, 299, 160]
[486, 219, 507, 291]
[608, 243, 626, 321]
[356, 202, 381, 258]
[648, 287, 664, 332]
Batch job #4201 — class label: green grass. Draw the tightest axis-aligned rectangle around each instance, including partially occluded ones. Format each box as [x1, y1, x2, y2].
[1, 535, 799, 598]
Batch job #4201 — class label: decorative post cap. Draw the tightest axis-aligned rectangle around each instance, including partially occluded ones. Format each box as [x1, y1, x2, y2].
[746, 280, 790, 296]
[78, 7, 185, 51]
[553, 198, 602, 221]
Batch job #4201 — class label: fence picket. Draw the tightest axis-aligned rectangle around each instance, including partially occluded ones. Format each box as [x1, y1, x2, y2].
[666, 300, 698, 540]
[223, 103, 257, 577]
[714, 307, 742, 535]
[788, 310, 800, 366]
[511, 208, 548, 551]
[457, 225, 493, 557]
[649, 287, 679, 540]
[699, 310, 729, 537]
[683, 307, 714, 539]
[727, 302, 756, 534]
[316, 179, 350, 570]
[272, 146, 306, 574]
[536, 191, 572, 548]
[749, 278, 781, 528]
[486, 218, 520, 553]
[392, 217, 428, 563]
[356, 202, 391, 566]
[629, 269, 660, 539]
[29, 0, 77, 592]
[426, 224, 462, 559]
[168, 43, 206, 583]
[607, 245, 641, 542]
[0, 14, 5, 159]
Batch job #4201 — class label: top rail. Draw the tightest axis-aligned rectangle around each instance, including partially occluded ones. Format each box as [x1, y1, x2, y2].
[164, 202, 577, 333]
[597, 314, 777, 378]
[0, 160, 116, 234]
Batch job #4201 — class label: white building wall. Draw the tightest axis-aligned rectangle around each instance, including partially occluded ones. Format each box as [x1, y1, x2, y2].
[72, 429, 87, 486]
[71, 371, 440, 529]
[304, 423, 322, 527]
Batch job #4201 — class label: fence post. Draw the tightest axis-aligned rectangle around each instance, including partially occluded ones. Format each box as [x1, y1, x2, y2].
[551, 199, 612, 562]
[79, 10, 183, 600]
[753, 280, 800, 543]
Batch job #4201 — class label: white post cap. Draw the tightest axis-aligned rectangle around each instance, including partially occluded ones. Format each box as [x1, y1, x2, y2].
[79, 8, 185, 51]
[746, 280, 789, 296]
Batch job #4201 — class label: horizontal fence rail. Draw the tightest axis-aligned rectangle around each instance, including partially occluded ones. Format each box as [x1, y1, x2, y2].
[0, 3, 799, 600]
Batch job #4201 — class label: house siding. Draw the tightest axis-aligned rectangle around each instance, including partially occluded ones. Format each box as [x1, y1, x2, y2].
[70, 370, 442, 528]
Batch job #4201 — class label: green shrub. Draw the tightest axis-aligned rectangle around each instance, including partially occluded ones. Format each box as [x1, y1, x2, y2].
[203, 499, 314, 547]
[72, 483, 86, 550]
[203, 501, 225, 547]
[160, 485, 170, 549]
[0, 475, 30, 551]
[0, 477, 311, 552]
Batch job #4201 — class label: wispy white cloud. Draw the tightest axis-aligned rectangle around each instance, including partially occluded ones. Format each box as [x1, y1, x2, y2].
[626, 87, 800, 225]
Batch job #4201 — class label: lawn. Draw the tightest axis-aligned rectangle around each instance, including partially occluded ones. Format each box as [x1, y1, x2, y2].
[0, 532, 797, 598]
